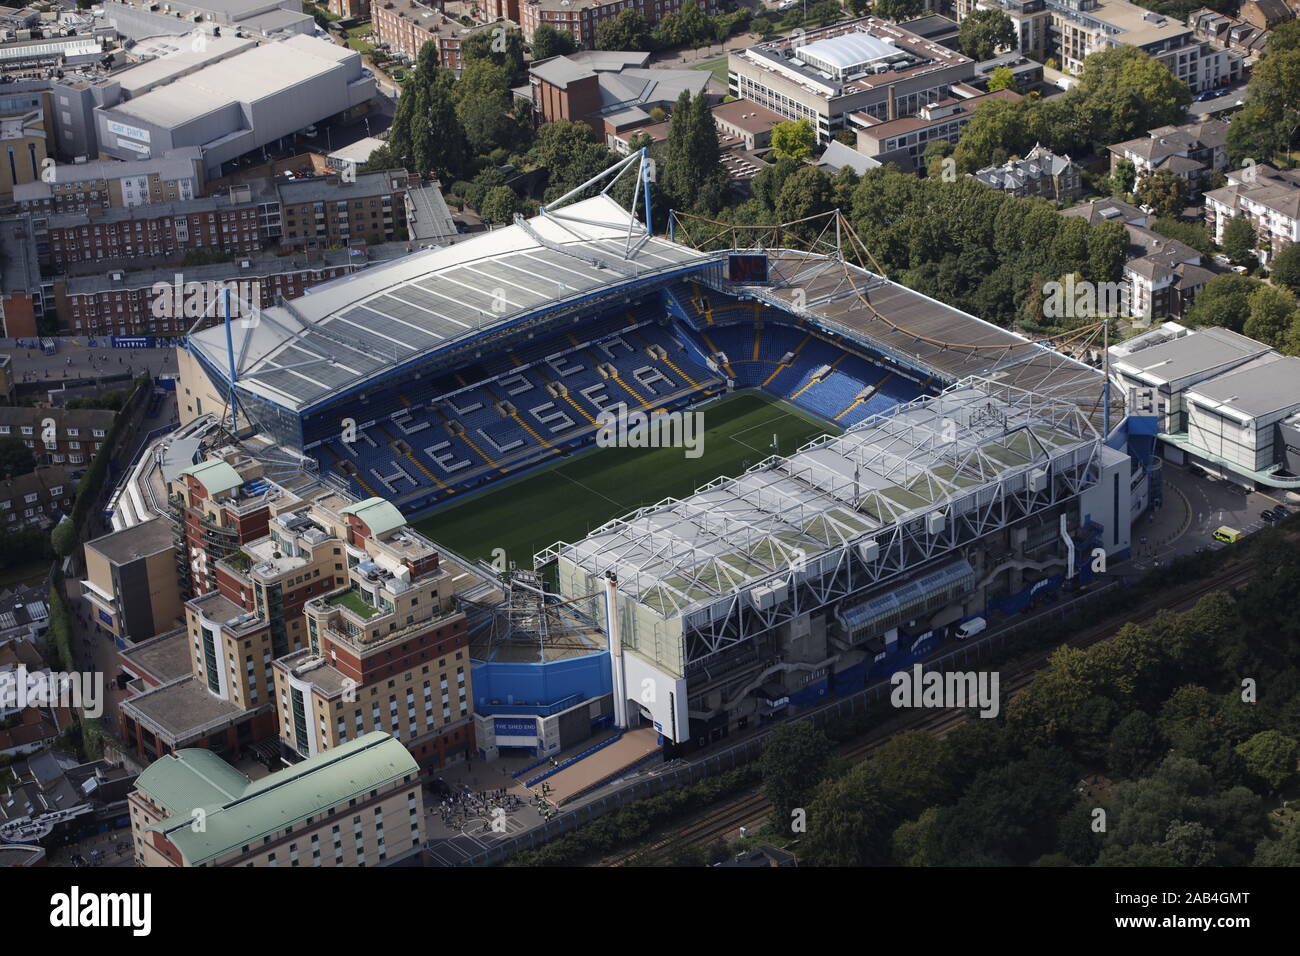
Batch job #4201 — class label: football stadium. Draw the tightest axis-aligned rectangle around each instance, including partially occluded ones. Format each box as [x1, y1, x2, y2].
[178, 154, 1159, 759]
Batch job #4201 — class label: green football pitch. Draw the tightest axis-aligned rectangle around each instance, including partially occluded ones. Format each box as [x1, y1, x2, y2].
[412, 391, 837, 568]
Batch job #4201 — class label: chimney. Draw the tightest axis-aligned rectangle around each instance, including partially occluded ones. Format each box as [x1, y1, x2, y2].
[886, 83, 896, 121]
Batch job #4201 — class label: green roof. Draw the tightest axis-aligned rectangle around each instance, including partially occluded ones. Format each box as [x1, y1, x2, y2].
[178, 458, 243, 497]
[340, 496, 407, 536]
[137, 732, 418, 866]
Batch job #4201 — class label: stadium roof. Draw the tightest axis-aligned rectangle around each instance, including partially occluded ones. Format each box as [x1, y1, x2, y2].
[188, 194, 712, 413]
[549, 380, 1099, 618]
[744, 251, 1115, 433]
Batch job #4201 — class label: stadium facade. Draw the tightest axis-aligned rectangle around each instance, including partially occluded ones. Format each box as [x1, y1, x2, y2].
[178, 165, 1155, 757]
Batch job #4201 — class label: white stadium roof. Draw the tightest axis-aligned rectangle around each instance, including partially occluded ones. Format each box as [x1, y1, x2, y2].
[548, 380, 1100, 618]
[188, 194, 712, 413]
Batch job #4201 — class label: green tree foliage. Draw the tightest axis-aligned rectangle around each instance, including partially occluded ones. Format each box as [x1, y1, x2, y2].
[455, 59, 515, 156]
[480, 185, 519, 225]
[958, 9, 1015, 62]
[1235, 730, 1299, 793]
[956, 46, 1190, 168]
[1226, 22, 1300, 165]
[1243, 284, 1298, 347]
[387, 50, 470, 180]
[771, 118, 816, 161]
[801, 763, 896, 866]
[596, 9, 651, 51]
[873, 0, 923, 21]
[1223, 214, 1258, 267]
[529, 120, 617, 203]
[461, 24, 526, 85]
[986, 64, 1018, 93]
[1183, 273, 1264, 332]
[1110, 157, 1136, 196]
[1268, 240, 1300, 293]
[1134, 169, 1187, 220]
[758, 721, 833, 831]
[658, 90, 729, 214]
[1151, 217, 1213, 256]
[531, 24, 577, 61]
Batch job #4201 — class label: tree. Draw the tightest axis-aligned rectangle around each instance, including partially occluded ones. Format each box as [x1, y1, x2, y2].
[873, 0, 923, 21]
[1223, 215, 1258, 268]
[958, 9, 1015, 62]
[1110, 157, 1136, 196]
[596, 9, 651, 51]
[659, 90, 729, 214]
[455, 59, 514, 156]
[1070, 46, 1192, 148]
[1268, 241, 1300, 292]
[1184, 273, 1263, 332]
[530, 120, 616, 202]
[531, 24, 576, 61]
[480, 185, 519, 225]
[802, 763, 896, 866]
[1235, 730, 1299, 793]
[1134, 169, 1187, 220]
[461, 25, 526, 85]
[0, 436, 35, 479]
[1108, 710, 1164, 779]
[387, 53, 470, 180]
[1243, 285, 1298, 347]
[771, 118, 816, 161]
[50, 516, 77, 559]
[758, 721, 832, 832]
[774, 165, 834, 225]
[986, 64, 1018, 93]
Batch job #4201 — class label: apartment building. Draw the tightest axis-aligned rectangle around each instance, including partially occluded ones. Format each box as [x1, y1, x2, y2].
[371, 0, 496, 75]
[128, 731, 426, 867]
[277, 170, 411, 249]
[727, 17, 976, 143]
[83, 518, 184, 647]
[1205, 164, 1300, 264]
[0, 405, 114, 466]
[1189, 8, 1271, 59]
[955, 0, 1244, 91]
[13, 148, 205, 215]
[0, 465, 76, 530]
[515, 0, 713, 47]
[117, 461, 351, 761]
[854, 88, 1019, 170]
[1061, 196, 1213, 320]
[38, 191, 274, 270]
[52, 243, 412, 337]
[1108, 118, 1229, 196]
[273, 496, 475, 770]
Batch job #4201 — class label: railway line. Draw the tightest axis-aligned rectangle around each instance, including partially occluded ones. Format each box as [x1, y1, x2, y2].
[601, 555, 1260, 866]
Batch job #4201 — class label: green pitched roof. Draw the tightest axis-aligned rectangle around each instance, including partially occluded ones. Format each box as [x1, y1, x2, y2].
[178, 458, 243, 497]
[138, 732, 418, 866]
[340, 496, 407, 536]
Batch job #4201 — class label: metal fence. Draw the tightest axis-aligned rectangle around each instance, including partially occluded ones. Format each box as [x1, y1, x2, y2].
[450, 579, 1121, 866]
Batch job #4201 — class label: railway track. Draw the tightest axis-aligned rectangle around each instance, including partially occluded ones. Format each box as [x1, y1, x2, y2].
[601, 557, 1259, 866]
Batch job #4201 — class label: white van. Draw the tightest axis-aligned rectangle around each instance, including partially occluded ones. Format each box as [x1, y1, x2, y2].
[954, 617, 987, 640]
